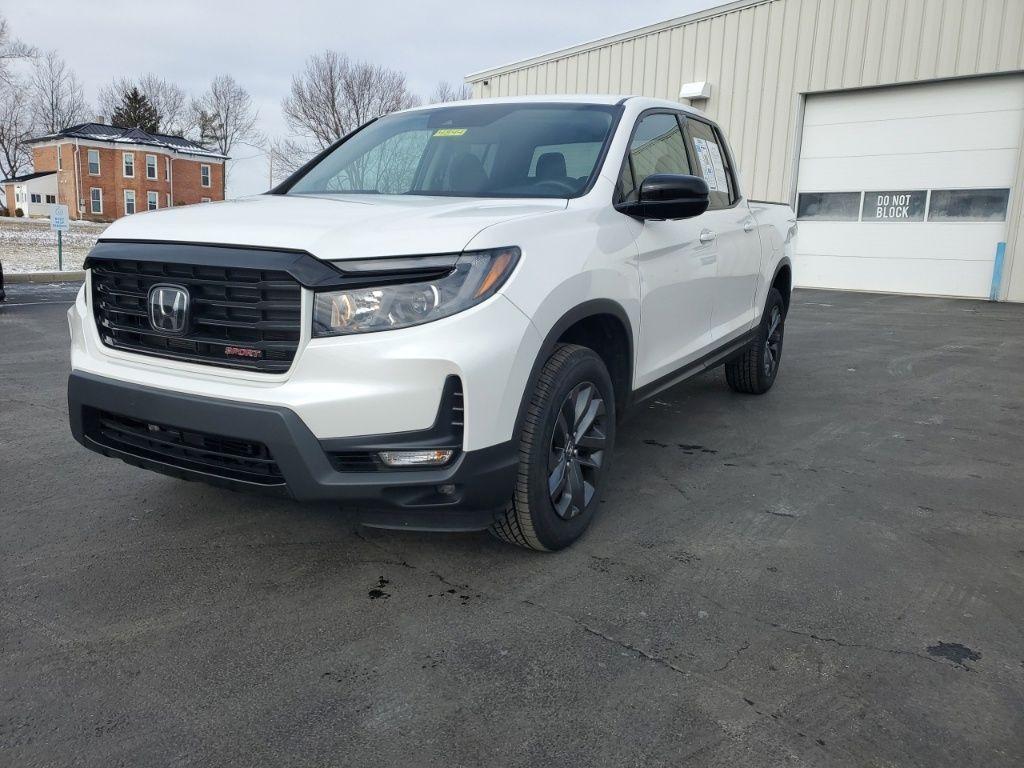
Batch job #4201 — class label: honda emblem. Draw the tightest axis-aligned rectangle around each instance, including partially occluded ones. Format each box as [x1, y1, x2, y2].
[148, 284, 190, 334]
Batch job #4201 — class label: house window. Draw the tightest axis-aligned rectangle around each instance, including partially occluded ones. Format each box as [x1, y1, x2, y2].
[147, 191, 158, 210]
[30, 193, 42, 203]
[165, 158, 170, 181]
[123, 152, 135, 178]
[87, 149, 100, 175]
[166, 192, 171, 208]
[124, 189, 136, 215]
[200, 164, 211, 187]
[200, 197, 211, 203]
[146, 154, 158, 180]
[46, 194, 56, 204]
[90, 188, 102, 214]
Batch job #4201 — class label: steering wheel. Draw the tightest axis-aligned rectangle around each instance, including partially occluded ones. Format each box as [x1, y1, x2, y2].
[532, 179, 578, 195]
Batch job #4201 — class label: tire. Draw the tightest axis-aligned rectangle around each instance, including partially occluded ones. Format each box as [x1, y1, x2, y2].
[724, 287, 786, 395]
[491, 344, 616, 551]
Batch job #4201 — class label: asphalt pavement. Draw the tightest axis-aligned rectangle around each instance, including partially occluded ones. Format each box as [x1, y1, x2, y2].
[2, 284, 1022, 767]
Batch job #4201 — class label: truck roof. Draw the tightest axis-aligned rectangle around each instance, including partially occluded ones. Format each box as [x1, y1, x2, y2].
[400, 94, 707, 117]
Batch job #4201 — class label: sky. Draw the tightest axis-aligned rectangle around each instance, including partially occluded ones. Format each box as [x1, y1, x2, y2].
[9, 0, 717, 197]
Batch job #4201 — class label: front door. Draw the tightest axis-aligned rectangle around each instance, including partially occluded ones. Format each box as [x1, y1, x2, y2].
[619, 112, 717, 389]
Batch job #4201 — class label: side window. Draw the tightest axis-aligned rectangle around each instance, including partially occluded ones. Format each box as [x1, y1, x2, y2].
[684, 118, 735, 209]
[618, 113, 690, 203]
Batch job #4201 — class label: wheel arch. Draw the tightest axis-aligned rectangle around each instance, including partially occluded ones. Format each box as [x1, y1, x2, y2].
[513, 300, 635, 438]
[769, 257, 793, 314]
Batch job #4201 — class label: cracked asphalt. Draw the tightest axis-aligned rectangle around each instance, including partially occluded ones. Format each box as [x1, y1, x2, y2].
[2, 283, 1023, 767]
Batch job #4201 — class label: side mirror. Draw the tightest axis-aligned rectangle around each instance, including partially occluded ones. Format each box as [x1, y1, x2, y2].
[616, 174, 710, 220]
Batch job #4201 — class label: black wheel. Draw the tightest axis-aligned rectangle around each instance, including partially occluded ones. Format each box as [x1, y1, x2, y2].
[724, 287, 785, 394]
[491, 344, 616, 551]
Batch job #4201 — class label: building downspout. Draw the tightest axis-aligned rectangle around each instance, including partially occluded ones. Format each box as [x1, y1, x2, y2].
[73, 139, 82, 220]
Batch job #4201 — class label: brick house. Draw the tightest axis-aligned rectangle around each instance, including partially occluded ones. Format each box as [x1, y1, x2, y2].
[23, 122, 227, 222]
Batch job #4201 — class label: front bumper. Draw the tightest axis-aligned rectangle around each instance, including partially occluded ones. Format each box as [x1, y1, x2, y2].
[69, 281, 541, 452]
[69, 371, 517, 530]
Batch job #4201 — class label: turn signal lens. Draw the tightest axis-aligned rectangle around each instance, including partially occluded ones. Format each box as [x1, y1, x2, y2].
[313, 247, 520, 336]
[378, 449, 455, 467]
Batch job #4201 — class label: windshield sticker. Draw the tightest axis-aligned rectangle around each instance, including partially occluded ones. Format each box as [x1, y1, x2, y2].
[433, 128, 468, 137]
[692, 137, 720, 191]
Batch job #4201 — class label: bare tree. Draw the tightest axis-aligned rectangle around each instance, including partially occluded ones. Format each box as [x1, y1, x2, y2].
[191, 74, 260, 157]
[29, 50, 89, 133]
[274, 51, 418, 174]
[98, 74, 192, 135]
[0, 15, 36, 86]
[0, 81, 32, 179]
[429, 80, 472, 104]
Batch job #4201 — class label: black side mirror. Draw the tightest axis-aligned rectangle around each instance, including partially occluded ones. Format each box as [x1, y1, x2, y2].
[616, 174, 710, 220]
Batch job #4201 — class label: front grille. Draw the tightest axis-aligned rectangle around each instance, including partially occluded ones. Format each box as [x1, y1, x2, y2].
[90, 258, 302, 373]
[84, 408, 284, 485]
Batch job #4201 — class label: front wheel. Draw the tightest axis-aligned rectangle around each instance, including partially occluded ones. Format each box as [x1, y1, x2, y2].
[724, 287, 786, 394]
[491, 344, 616, 551]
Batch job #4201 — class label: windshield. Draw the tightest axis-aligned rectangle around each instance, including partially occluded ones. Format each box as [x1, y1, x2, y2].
[284, 103, 619, 199]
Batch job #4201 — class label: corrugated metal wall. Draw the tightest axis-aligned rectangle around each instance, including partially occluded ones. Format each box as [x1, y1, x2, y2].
[467, 0, 1024, 203]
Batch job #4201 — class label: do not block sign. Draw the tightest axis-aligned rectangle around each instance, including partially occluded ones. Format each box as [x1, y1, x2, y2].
[862, 191, 926, 222]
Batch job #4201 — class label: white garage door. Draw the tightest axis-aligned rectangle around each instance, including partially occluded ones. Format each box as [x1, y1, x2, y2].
[794, 76, 1024, 298]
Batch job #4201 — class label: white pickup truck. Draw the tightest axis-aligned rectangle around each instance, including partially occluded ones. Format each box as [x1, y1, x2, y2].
[68, 95, 796, 550]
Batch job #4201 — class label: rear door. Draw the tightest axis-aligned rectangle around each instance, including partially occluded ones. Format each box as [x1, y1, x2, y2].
[682, 117, 761, 339]
[619, 111, 717, 388]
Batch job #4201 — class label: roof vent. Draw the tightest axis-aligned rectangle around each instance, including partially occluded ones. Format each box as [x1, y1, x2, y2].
[95, 115, 106, 125]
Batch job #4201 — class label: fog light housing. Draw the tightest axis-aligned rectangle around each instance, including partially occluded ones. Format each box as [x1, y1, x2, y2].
[378, 449, 454, 467]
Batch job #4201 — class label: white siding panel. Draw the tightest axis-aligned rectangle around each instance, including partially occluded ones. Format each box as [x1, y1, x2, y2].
[797, 148, 1021, 191]
[801, 112, 1023, 164]
[796, 252, 995, 297]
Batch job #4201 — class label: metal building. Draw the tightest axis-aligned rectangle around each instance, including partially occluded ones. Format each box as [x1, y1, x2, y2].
[465, 0, 1024, 302]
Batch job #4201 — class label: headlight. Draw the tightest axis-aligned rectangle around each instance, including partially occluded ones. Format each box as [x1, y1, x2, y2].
[313, 247, 520, 337]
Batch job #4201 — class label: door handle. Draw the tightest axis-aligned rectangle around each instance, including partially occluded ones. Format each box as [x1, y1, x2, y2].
[743, 219, 755, 233]
[699, 229, 716, 244]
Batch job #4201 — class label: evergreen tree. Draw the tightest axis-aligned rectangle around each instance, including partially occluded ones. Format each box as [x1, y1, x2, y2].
[110, 87, 161, 132]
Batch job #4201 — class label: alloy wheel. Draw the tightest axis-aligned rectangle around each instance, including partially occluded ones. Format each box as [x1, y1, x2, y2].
[548, 381, 607, 520]
[763, 305, 783, 377]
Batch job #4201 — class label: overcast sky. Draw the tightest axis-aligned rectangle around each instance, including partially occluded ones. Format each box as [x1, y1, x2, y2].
[11, 0, 716, 197]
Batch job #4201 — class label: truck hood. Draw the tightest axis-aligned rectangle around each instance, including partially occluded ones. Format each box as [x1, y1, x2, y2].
[100, 193, 567, 260]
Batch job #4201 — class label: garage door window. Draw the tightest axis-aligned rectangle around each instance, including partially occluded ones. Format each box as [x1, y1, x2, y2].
[928, 189, 1010, 222]
[862, 191, 926, 221]
[796, 192, 861, 221]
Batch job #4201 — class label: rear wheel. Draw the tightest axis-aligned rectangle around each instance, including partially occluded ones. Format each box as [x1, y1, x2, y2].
[491, 344, 615, 551]
[724, 287, 785, 394]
